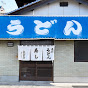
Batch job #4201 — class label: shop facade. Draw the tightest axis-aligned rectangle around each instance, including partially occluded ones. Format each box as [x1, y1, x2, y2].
[1, 0, 88, 83]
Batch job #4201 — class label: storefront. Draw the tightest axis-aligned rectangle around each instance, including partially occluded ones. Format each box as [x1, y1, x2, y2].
[0, 15, 88, 82]
[19, 40, 54, 81]
[3, 0, 88, 83]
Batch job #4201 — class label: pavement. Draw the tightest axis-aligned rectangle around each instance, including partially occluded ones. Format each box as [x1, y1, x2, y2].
[0, 81, 87, 88]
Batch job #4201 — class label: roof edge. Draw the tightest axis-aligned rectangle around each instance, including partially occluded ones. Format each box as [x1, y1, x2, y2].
[5, 0, 88, 15]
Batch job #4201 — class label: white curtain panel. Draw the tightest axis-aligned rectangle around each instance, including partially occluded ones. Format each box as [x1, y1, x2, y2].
[18, 45, 23, 60]
[31, 45, 42, 61]
[43, 45, 55, 61]
[18, 46, 31, 61]
[23, 46, 31, 61]
[18, 45, 55, 61]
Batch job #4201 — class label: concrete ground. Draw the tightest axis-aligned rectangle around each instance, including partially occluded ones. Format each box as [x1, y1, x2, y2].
[0, 81, 87, 88]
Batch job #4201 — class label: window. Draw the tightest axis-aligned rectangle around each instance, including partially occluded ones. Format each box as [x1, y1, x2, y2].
[60, 2, 68, 7]
[74, 41, 88, 62]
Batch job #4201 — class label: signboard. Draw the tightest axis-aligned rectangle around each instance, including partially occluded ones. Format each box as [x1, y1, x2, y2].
[18, 45, 55, 61]
[0, 16, 88, 39]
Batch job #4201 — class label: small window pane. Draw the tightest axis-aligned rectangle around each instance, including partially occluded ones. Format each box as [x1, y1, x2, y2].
[60, 2, 68, 7]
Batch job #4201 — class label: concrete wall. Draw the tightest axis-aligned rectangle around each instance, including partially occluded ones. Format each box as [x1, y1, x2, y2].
[23, 0, 88, 16]
[54, 40, 88, 83]
[0, 40, 19, 82]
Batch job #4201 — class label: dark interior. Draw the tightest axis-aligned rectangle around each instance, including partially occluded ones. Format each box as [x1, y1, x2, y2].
[74, 40, 88, 62]
[15, 0, 36, 7]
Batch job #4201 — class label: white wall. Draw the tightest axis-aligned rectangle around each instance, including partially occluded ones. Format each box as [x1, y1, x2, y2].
[24, 0, 88, 16]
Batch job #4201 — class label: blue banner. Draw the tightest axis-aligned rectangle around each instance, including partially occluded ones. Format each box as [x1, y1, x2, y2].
[0, 16, 88, 39]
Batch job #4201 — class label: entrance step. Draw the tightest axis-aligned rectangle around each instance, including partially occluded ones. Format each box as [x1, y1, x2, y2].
[20, 81, 53, 86]
[0, 81, 53, 86]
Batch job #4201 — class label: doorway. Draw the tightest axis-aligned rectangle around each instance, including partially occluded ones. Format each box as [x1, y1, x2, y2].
[19, 61, 53, 81]
[19, 40, 54, 81]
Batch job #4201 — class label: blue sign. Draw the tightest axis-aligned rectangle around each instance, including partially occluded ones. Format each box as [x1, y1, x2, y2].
[0, 16, 88, 39]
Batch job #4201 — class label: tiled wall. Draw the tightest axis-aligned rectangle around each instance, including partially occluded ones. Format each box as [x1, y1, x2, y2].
[0, 40, 19, 82]
[54, 40, 88, 82]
